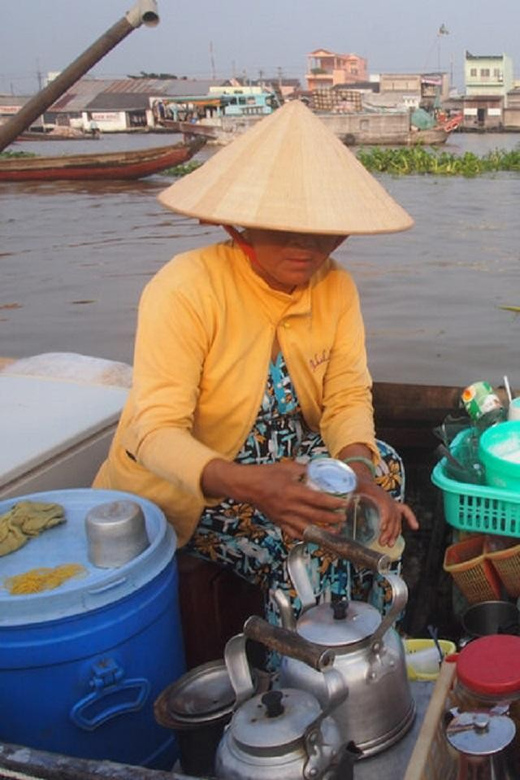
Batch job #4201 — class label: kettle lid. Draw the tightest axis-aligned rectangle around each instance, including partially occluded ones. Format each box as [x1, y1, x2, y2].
[231, 689, 323, 751]
[297, 599, 381, 646]
[157, 660, 236, 725]
[446, 711, 516, 756]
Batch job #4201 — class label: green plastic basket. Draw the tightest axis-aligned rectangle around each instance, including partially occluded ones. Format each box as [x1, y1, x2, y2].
[432, 429, 520, 536]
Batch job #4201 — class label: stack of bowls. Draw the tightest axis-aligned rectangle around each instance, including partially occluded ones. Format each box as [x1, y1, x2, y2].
[479, 421, 520, 491]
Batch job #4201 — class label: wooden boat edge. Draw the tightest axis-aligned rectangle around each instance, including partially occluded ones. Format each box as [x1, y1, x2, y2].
[0, 138, 204, 170]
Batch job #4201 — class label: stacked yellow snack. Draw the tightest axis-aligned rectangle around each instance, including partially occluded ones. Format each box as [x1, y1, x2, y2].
[5, 563, 86, 595]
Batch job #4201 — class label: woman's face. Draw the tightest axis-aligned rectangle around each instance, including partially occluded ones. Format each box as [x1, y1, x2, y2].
[244, 228, 347, 293]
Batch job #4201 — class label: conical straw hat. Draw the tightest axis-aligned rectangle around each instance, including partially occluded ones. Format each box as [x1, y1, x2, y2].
[158, 100, 413, 235]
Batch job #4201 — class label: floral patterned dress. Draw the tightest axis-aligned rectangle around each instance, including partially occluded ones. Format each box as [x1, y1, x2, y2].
[185, 353, 405, 663]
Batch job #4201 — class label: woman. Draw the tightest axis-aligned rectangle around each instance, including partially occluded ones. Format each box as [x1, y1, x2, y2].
[94, 101, 418, 638]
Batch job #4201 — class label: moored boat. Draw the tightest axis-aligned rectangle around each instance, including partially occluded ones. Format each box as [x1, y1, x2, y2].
[0, 138, 206, 182]
[342, 127, 449, 146]
[197, 111, 458, 147]
[15, 130, 99, 141]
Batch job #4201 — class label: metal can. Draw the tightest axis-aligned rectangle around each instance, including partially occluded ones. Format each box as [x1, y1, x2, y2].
[461, 381, 504, 422]
[306, 458, 357, 498]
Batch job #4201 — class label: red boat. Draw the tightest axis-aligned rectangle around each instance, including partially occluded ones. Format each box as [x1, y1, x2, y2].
[0, 137, 205, 182]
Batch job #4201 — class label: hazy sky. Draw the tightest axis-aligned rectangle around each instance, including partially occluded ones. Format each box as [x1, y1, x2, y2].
[1, 0, 519, 95]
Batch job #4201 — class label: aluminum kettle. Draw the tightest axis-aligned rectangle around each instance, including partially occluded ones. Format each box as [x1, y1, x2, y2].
[278, 525, 415, 757]
[215, 619, 360, 780]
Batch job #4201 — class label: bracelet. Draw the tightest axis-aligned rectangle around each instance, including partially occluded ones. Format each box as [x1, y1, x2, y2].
[342, 456, 377, 478]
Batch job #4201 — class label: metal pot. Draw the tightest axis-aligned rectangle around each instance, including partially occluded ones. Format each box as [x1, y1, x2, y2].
[277, 526, 415, 757]
[216, 624, 359, 780]
[154, 659, 241, 777]
[461, 600, 520, 639]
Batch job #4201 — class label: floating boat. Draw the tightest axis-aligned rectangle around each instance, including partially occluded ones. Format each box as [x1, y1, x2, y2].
[342, 126, 449, 147]
[0, 356, 516, 780]
[197, 114, 457, 147]
[0, 137, 205, 182]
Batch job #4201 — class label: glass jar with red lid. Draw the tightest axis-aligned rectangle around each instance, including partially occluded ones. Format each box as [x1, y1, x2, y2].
[455, 635, 520, 769]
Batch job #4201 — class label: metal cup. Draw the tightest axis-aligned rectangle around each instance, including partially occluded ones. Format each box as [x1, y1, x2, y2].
[85, 500, 150, 568]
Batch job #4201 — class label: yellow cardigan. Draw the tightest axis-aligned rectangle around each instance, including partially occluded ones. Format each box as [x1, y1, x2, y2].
[93, 240, 377, 546]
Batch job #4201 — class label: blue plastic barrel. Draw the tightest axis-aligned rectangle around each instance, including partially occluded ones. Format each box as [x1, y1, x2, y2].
[0, 489, 186, 769]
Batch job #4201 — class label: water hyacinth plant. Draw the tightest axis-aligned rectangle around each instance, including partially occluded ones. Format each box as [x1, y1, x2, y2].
[356, 146, 520, 177]
[0, 151, 37, 159]
[162, 160, 203, 177]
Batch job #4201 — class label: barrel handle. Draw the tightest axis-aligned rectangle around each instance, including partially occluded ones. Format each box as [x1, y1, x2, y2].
[70, 658, 149, 731]
[86, 577, 128, 595]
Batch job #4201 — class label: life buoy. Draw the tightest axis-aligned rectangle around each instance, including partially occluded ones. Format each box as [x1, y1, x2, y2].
[443, 115, 463, 132]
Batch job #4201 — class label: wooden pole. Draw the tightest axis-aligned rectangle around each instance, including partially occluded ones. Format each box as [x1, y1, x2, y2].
[0, 2, 159, 153]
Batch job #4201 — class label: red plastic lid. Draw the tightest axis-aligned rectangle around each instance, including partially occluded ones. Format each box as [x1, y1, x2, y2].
[457, 635, 520, 696]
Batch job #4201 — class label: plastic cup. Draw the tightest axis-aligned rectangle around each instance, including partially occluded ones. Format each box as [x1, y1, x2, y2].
[405, 646, 441, 676]
[508, 398, 520, 421]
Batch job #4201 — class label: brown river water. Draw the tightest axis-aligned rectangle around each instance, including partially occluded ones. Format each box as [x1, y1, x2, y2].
[1, 132, 519, 388]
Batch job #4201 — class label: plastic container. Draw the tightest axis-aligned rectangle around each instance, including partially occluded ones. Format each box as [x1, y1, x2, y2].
[432, 429, 520, 537]
[479, 421, 520, 491]
[508, 397, 520, 421]
[0, 489, 186, 769]
[404, 639, 457, 681]
[443, 534, 502, 604]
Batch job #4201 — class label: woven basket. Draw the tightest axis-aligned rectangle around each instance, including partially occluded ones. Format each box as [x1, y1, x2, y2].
[443, 535, 502, 604]
[484, 539, 520, 598]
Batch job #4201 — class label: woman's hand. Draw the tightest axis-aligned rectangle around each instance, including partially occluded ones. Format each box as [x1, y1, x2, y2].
[201, 458, 349, 540]
[337, 444, 419, 547]
[352, 476, 419, 547]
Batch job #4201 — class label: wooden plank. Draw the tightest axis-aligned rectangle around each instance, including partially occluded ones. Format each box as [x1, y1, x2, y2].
[403, 660, 457, 780]
[0, 742, 179, 780]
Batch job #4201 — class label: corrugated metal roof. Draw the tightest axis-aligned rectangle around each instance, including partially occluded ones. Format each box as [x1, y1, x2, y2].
[160, 79, 224, 96]
[45, 76, 226, 114]
[100, 78, 167, 94]
[0, 96, 28, 107]
[67, 78, 113, 94]
[49, 79, 118, 111]
[86, 92, 152, 110]
[99, 78, 223, 96]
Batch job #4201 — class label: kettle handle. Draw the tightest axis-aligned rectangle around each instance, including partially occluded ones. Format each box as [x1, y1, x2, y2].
[302, 527, 409, 647]
[286, 534, 390, 615]
[303, 525, 391, 573]
[244, 615, 335, 671]
[224, 633, 257, 707]
[224, 619, 335, 707]
[368, 572, 408, 650]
